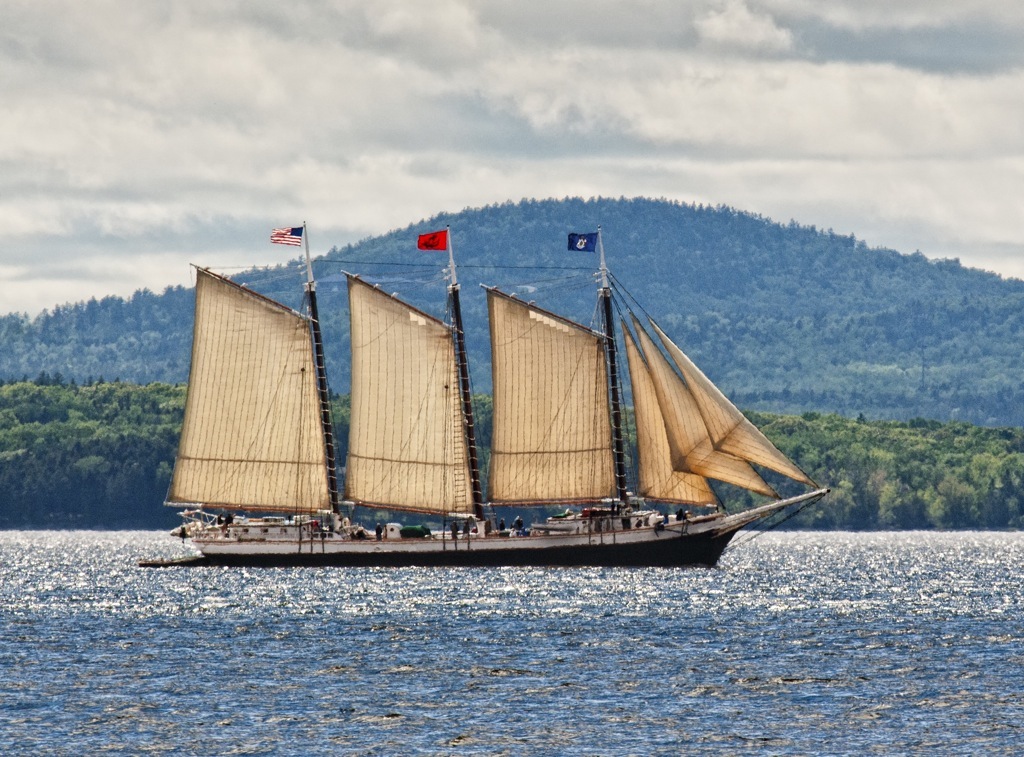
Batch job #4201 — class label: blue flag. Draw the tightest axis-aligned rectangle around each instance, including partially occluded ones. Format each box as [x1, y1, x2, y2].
[568, 232, 598, 252]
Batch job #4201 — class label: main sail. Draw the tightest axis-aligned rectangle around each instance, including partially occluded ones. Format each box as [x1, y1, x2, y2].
[344, 275, 473, 515]
[167, 268, 331, 513]
[486, 288, 615, 504]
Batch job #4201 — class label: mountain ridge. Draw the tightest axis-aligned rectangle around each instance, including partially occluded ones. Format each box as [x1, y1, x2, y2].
[3, 197, 1023, 426]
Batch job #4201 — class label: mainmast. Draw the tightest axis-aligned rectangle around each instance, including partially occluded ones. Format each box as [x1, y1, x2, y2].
[444, 228, 486, 519]
[301, 224, 341, 513]
[597, 228, 630, 510]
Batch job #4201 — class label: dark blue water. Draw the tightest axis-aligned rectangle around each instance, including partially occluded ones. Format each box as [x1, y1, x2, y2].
[2, 531, 1022, 755]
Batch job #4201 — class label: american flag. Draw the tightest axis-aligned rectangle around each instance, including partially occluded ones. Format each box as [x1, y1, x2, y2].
[271, 226, 303, 246]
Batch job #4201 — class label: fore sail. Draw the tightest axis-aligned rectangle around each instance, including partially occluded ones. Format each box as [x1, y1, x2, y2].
[486, 288, 615, 504]
[167, 268, 331, 513]
[344, 275, 473, 515]
[628, 316, 778, 498]
[649, 320, 816, 487]
[621, 324, 718, 505]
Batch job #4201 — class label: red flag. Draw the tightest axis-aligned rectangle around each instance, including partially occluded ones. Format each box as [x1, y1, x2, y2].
[417, 229, 448, 251]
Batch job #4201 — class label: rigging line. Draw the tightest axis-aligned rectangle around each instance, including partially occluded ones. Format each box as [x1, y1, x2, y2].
[320, 259, 595, 272]
[496, 283, 596, 305]
[346, 268, 446, 278]
[721, 492, 827, 555]
[607, 286, 647, 347]
[507, 271, 595, 289]
[213, 273, 312, 296]
[344, 271, 450, 288]
[607, 281, 692, 400]
[607, 271, 660, 328]
[205, 264, 304, 277]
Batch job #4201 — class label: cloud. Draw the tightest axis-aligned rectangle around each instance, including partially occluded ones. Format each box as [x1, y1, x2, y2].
[768, 0, 1024, 33]
[1, 0, 1023, 314]
[696, 0, 794, 53]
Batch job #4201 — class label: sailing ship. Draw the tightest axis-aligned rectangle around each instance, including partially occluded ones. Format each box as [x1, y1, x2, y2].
[162, 227, 827, 567]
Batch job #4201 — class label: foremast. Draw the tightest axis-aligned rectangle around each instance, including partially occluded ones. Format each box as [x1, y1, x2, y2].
[301, 224, 340, 513]
[443, 228, 486, 520]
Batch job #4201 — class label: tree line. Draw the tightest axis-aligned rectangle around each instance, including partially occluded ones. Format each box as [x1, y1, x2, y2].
[1, 379, 1022, 530]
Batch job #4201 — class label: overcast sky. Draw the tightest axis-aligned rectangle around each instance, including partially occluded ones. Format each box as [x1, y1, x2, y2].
[2, 0, 1022, 315]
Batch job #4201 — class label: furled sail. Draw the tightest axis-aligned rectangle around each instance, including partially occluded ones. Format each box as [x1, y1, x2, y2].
[630, 317, 777, 497]
[621, 324, 718, 505]
[344, 276, 473, 515]
[487, 289, 615, 503]
[167, 268, 331, 513]
[650, 320, 816, 487]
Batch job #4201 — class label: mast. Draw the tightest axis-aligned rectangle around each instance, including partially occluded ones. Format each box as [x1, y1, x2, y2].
[301, 223, 340, 513]
[445, 228, 485, 519]
[597, 228, 629, 509]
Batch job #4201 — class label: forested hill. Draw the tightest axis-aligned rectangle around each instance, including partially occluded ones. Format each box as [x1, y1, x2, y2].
[2, 381, 1023, 530]
[2, 197, 1024, 426]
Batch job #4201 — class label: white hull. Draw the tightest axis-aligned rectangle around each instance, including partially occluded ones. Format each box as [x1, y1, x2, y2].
[170, 490, 828, 567]
[193, 518, 698, 557]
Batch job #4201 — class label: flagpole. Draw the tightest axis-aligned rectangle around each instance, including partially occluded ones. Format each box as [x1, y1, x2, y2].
[447, 224, 458, 287]
[302, 222, 315, 287]
[598, 225, 609, 289]
[300, 222, 340, 513]
[444, 226, 484, 519]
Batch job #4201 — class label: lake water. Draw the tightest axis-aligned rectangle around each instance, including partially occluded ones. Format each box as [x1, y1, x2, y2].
[1, 530, 1022, 755]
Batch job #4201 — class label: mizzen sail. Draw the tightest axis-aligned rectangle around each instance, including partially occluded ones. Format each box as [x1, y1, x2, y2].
[344, 275, 472, 515]
[486, 289, 614, 504]
[167, 268, 331, 513]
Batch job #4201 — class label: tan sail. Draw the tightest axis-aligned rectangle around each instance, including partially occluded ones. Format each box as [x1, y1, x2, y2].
[622, 325, 718, 505]
[487, 289, 614, 503]
[650, 321, 815, 487]
[631, 317, 777, 497]
[344, 276, 472, 514]
[168, 268, 330, 513]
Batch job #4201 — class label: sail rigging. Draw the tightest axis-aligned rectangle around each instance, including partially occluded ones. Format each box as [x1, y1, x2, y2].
[486, 288, 615, 504]
[344, 275, 473, 515]
[167, 268, 331, 513]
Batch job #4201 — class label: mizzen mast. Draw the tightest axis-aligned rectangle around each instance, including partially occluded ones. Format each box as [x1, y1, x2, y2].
[596, 228, 630, 510]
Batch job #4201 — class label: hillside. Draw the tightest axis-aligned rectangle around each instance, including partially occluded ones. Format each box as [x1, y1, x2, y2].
[2, 197, 1023, 425]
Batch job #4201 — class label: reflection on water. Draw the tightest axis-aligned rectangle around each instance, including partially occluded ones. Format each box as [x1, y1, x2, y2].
[1, 531, 1022, 755]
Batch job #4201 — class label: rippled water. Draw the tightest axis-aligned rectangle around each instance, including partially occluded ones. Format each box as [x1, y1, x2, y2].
[1, 531, 1022, 755]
